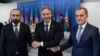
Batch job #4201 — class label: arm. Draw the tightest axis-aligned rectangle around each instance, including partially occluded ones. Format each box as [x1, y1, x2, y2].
[92, 28, 100, 56]
[60, 34, 72, 51]
[0, 27, 6, 56]
[50, 34, 73, 52]
[26, 25, 33, 46]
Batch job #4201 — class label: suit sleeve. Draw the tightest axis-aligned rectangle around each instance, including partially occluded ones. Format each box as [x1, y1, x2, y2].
[0, 26, 6, 56]
[26, 25, 33, 46]
[43, 24, 62, 47]
[0, 23, 3, 35]
[92, 28, 100, 56]
[34, 24, 40, 41]
[60, 33, 73, 51]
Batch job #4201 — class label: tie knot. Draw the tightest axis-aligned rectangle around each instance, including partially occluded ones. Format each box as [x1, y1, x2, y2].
[79, 26, 83, 30]
[14, 24, 18, 27]
[45, 24, 48, 27]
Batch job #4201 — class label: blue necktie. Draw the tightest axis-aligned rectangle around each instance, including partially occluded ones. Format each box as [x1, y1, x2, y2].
[15, 25, 18, 38]
[76, 26, 83, 44]
[45, 24, 48, 36]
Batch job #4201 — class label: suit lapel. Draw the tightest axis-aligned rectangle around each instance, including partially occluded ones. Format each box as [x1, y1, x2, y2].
[73, 26, 79, 46]
[8, 23, 17, 42]
[17, 23, 23, 40]
[47, 20, 54, 37]
[40, 22, 46, 36]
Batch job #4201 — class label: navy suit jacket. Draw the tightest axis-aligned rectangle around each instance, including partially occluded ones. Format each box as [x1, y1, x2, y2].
[34, 20, 62, 56]
[0, 23, 33, 56]
[60, 23, 100, 56]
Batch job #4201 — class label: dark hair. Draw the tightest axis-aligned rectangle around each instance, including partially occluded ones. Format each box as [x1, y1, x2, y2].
[76, 7, 88, 15]
[10, 8, 21, 15]
[41, 6, 51, 12]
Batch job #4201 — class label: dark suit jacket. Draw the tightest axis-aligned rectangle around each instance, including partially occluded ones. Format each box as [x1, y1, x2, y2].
[0, 22, 33, 56]
[0, 23, 3, 35]
[34, 20, 62, 56]
[60, 23, 100, 56]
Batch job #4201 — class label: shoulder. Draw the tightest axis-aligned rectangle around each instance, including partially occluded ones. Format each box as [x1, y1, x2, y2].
[20, 22, 29, 27]
[0, 23, 3, 26]
[87, 23, 99, 30]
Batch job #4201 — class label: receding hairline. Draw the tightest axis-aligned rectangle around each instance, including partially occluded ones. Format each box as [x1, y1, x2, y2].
[10, 8, 21, 15]
[76, 7, 88, 15]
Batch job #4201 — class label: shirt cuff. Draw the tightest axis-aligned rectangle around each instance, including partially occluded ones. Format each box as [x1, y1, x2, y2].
[40, 42, 44, 47]
[58, 46, 60, 50]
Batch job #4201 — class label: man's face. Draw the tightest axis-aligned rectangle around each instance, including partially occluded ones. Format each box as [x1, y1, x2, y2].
[75, 9, 88, 25]
[11, 10, 21, 24]
[41, 9, 52, 23]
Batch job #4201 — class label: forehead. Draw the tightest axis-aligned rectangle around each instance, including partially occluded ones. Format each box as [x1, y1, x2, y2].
[76, 9, 85, 15]
[11, 10, 20, 14]
[41, 9, 51, 13]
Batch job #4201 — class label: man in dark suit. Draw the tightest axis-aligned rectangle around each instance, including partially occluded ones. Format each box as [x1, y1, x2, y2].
[32, 6, 62, 56]
[0, 22, 3, 35]
[50, 7, 100, 56]
[0, 9, 33, 56]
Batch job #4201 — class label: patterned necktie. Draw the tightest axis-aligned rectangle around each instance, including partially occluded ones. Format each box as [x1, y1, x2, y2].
[76, 26, 83, 44]
[45, 24, 48, 36]
[15, 25, 18, 38]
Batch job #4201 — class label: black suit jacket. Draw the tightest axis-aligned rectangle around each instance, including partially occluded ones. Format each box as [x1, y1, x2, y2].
[60, 23, 100, 56]
[0, 22, 33, 56]
[34, 20, 62, 56]
[0, 23, 3, 35]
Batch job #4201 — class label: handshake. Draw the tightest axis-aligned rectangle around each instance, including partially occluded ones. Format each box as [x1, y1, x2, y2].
[32, 41, 41, 48]
[32, 41, 60, 52]
[50, 46, 60, 52]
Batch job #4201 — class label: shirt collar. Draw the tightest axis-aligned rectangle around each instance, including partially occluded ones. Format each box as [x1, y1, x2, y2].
[12, 22, 20, 26]
[78, 22, 87, 29]
[44, 19, 51, 26]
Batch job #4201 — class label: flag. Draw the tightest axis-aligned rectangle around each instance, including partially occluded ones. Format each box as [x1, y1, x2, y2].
[30, 8, 34, 25]
[64, 8, 69, 31]
[25, 9, 29, 24]
[51, 7, 55, 20]
[35, 8, 39, 24]
[56, 8, 61, 22]
[20, 8, 24, 23]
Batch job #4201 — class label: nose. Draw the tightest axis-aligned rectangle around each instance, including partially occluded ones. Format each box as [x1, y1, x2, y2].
[13, 16, 17, 19]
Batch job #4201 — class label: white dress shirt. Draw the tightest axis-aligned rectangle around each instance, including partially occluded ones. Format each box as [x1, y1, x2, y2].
[76, 22, 87, 40]
[12, 22, 20, 32]
[44, 20, 51, 32]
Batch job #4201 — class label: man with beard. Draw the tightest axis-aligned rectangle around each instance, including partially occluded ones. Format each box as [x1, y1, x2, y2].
[0, 8, 33, 56]
[32, 6, 62, 56]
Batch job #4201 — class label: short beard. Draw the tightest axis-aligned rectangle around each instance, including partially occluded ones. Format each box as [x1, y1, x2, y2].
[11, 19, 20, 25]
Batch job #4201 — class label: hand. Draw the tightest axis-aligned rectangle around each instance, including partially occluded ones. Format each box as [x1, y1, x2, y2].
[50, 46, 60, 52]
[32, 41, 41, 48]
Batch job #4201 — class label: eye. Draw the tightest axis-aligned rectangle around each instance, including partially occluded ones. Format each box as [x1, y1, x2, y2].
[80, 15, 84, 17]
[47, 13, 49, 15]
[43, 14, 46, 16]
[76, 15, 78, 17]
[12, 14, 20, 17]
[76, 15, 84, 17]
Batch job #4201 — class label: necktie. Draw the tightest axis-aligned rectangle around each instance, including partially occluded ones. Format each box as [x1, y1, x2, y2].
[45, 24, 48, 36]
[76, 26, 83, 44]
[15, 25, 18, 38]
